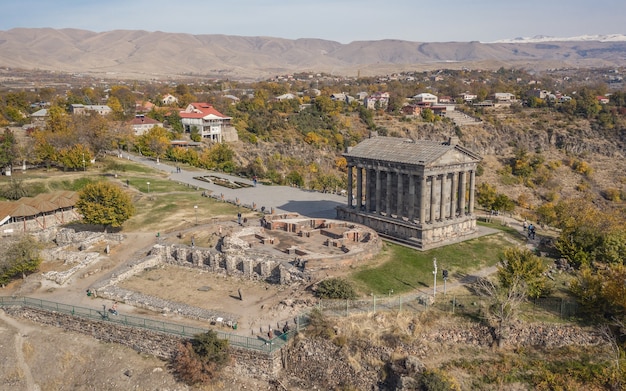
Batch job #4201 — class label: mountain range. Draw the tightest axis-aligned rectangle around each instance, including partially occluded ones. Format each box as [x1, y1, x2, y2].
[1, 28, 625, 80]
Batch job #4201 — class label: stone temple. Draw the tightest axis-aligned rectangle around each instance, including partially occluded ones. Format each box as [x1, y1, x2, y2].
[336, 135, 482, 250]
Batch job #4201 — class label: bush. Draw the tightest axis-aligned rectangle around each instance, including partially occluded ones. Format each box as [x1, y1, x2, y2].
[419, 368, 461, 391]
[171, 330, 230, 385]
[315, 278, 357, 300]
[305, 308, 335, 340]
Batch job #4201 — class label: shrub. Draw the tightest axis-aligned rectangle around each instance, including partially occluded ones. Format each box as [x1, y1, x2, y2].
[171, 331, 230, 385]
[419, 368, 461, 391]
[315, 278, 357, 300]
[305, 308, 335, 340]
[603, 187, 622, 202]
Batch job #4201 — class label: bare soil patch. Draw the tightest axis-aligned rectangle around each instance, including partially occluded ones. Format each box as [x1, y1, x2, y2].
[118, 264, 314, 334]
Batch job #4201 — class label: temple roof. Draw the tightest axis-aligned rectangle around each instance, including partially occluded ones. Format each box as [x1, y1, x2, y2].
[344, 136, 481, 166]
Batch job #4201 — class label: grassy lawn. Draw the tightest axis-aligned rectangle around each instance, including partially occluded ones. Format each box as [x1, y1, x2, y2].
[350, 231, 522, 296]
[124, 190, 245, 232]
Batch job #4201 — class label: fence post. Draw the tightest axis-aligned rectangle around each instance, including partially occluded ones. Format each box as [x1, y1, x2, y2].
[452, 296, 456, 314]
[399, 296, 402, 312]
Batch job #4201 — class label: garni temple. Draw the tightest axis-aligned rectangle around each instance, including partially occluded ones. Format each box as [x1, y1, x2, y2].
[336, 135, 482, 250]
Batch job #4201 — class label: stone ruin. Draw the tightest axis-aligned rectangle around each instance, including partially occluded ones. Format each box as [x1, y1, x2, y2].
[147, 214, 381, 284]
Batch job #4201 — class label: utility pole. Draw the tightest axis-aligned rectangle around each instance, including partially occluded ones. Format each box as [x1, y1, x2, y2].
[433, 257, 437, 297]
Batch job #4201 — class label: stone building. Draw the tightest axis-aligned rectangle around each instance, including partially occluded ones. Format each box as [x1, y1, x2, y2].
[336, 136, 481, 250]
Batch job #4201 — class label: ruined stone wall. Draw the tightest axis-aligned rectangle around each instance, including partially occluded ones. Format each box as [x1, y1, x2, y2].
[152, 243, 305, 284]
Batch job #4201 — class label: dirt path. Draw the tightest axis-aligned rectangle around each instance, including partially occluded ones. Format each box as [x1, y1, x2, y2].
[0, 310, 41, 391]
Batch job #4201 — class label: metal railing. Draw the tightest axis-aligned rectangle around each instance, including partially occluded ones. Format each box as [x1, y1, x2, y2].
[0, 296, 308, 353]
[317, 293, 579, 320]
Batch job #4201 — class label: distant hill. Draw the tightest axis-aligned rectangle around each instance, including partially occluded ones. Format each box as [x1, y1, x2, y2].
[1, 28, 626, 80]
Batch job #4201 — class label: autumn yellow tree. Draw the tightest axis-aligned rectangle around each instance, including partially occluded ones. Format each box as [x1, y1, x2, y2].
[75, 181, 135, 232]
[137, 126, 171, 162]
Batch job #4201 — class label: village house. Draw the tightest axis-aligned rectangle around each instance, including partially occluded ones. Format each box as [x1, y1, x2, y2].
[364, 92, 390, 110]
[459, 93, 477, 102]
[30, 108, 48, 128]
[69, 104, 112, 116]
[274, 93, 297, 101]
[179, 102, 237, 143]
[494, 92, 516, 102]
[161, 94, 179, 106]
[128, 115, 162, 136]
[412, 93, 438, 105]
[135, 100, 155, 113]
[401, 104, 422, 117]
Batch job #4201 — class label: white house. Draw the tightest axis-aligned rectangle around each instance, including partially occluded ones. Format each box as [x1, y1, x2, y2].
[494, 92, 516, 102]
[274, 93, 296, 101]
[128, 115, 162, 136]
[179, 103, 234, 143]
[412, 93, 438, 105]
[70, 104, 112, 116]
[161, 94, 179, 105]
[460, 93, 478, 102]
[364, 92, 390, 110]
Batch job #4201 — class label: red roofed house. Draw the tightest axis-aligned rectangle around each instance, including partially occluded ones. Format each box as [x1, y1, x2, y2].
[179, 103, 235, 143]
[128, 115, 163, 136]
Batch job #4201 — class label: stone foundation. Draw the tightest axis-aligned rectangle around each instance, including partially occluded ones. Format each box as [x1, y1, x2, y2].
[336, 206, 477, 250]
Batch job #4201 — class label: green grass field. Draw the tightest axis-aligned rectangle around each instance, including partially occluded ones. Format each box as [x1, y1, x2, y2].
[351, 231, 522, 296]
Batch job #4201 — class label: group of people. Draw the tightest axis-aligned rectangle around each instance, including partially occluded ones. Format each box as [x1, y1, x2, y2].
[523, 221, 537, 239]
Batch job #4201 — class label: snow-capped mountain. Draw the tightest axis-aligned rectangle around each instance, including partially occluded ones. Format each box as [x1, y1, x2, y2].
[491, 34, 626, 43]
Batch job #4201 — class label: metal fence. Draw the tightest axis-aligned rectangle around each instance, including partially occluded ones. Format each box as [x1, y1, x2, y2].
[317, 291, 432, 317]
[0, 296, 308, 353]
[0, 294, 578, 354]
[317, 293, 579, 320]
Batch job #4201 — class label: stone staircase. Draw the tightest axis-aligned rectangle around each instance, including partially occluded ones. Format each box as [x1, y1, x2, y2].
[444, 110, 482, 126]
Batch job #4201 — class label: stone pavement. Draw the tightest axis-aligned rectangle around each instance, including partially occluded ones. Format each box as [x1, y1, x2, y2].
[122, 153, 346, 218]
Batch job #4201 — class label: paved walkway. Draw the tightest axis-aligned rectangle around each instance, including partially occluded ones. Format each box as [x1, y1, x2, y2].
[123, 153, 346, 219]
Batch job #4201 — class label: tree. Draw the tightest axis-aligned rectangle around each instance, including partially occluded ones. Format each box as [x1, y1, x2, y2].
[0, 235, 42, 285]
[315, 278, 357, 299]
[476, 182, 497, 209]
[171, 330, 230, 385]
[1, 177, 30, 200]
[57, 144, 92, 171]
[474, 276, 526, 347]
[497, 247, 548, 299]
[421, 108, 435, 122]
[137, 126, 171, 161]
[75, 181, 135, 232]
[0, 128, 17, 171]
[570, 263, 626, 321]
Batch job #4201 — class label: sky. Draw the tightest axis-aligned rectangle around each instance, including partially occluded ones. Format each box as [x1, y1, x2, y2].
[1, 0, 625, 44]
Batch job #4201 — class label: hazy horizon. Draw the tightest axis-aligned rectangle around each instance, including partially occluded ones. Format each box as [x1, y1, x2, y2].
[1, 0, 624, 44]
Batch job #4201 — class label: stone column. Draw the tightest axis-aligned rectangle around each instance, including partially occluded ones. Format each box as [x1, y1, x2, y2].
[449, 171, 457, 218]
[408, 174, 415, 221]
[419, 175, 427, 224]
[469, 169, 476, 215]
[365, 168, 373, 212]
[347, 164, 353, 207]
[386, 170, 392, 216]
[439, 173, 446, 220]
[430, 176, 436, 223]
[397, 172, 404, 218]
[356, 167, 363, 210]
[375, 168, 382, 214]
[459, 171, 466, 216]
